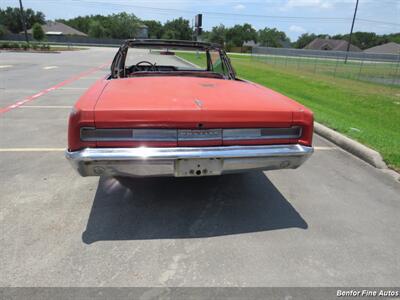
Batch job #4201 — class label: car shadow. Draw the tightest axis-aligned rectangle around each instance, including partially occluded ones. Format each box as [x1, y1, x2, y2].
[82, 172, 307, 243]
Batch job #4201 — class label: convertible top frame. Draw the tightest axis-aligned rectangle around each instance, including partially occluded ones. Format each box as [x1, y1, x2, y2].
[110, 39, 236, 80]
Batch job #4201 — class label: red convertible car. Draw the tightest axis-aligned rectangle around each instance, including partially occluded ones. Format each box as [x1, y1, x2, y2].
[66, 40, 313, 177]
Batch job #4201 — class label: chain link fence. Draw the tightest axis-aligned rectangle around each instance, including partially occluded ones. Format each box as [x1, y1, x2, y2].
[252, 47, 400, 86]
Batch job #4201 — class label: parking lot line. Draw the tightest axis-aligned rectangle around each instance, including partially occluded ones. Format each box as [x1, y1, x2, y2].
[0, 148, 65, 152]
[314, 146, 337, 150]
[43, 66, 59, 70]
[19, 105, 71, 109]
[0, 62, 108, 116]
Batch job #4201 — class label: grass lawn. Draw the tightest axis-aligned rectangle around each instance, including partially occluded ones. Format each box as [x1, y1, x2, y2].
[252, 55, 399, 86]
[176, 52, 400, 171]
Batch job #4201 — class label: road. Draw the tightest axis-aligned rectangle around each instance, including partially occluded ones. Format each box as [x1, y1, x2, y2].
[0, 47, 399, 287]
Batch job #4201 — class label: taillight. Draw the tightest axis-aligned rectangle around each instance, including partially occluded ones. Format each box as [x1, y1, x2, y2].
[80, 128, 177, 142]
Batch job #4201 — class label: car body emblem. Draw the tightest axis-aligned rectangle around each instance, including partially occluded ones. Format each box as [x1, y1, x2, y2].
[178, 129, 222, 141]
[194, 99, 203, 108]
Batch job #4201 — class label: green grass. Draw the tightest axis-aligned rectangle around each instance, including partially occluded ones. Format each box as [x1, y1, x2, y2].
[177, 52, 400, 171]
[253, 55, 399, 86]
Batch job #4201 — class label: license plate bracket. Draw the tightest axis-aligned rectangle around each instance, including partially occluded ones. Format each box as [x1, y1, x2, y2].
[175, 158, 223, 177]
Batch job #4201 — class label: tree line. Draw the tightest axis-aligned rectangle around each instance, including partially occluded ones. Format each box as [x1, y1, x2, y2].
[0, 7, 45, 35]
[1, 6, 399, 50]
[293, 32, 400, 49]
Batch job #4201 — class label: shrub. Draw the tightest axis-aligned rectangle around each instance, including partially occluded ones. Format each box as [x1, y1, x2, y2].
[11, 42, 20, 49]
[0, 25, 8, 38]
[21, 43, 29, 50]
[1, 42, 10, 49]
[41, 43, 50, 50]
[32, 23, 45, 41]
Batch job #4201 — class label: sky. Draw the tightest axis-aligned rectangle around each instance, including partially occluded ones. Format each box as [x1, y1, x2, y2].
[1, 0, 399, 40]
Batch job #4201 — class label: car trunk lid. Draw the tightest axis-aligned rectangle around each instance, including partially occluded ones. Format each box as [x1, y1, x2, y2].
[95, 77, 298, 126]
[94, 76, 302, 146]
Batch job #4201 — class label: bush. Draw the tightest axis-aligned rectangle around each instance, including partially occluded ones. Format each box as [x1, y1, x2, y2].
[11, 42, 20, 49]
[31, 42, 39, 50]
[0, 25, 8, 38]
[21, 43, 29, 50]
[32, 23, 45, 41]
[41, 43, 50, 50]
[1, 42, 10, 49]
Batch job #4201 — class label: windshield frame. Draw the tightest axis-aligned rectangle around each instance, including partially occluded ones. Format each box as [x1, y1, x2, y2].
[110, 39, 236, 80]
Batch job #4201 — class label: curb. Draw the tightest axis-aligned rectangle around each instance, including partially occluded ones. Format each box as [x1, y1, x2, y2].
[315, 123, 399, 181]
[173, 55, 200, 68]
[314, 122, 387, 169]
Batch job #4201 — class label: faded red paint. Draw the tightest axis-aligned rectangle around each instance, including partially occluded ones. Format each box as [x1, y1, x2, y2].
[68, 76, 313, 151]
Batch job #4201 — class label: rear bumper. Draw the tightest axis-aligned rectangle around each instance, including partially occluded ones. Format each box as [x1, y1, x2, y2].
[65, 144, 313, 177]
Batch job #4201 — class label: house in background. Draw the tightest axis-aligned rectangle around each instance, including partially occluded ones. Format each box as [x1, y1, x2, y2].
[364, 42, 400, 54]
[304, 38, 361, 52]
[243, 40, 260, 48]
[26, 21, 87, 36]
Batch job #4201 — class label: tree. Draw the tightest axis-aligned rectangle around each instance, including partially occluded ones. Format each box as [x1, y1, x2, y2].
[258, 27, 290, 48]
[0, 25, 7, 38]
[25, 8, 45, 28]
[107, 13, 140, 39]
[225, 23, 257, 47]
[332, 32, 384, 49]
[32, 22, 45, 41]
[162, 18, 192, 40]
[0, 7, 45, 33]
[385, 33, 400, 44]
[58, 16, 92, 34]
[293, 33, 331, 48]
[208, 25, 226, 45]
[58, 13, 141, 39]
[143, 20, 163, 39]
[88, 20, 106, 38]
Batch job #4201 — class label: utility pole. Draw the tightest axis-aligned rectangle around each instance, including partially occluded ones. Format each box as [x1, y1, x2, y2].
[19, 0, 29, 44]
[344, 0, 359, 64]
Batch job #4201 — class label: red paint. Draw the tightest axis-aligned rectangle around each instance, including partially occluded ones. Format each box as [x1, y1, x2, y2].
[94, 77, 298, 128]
[0, 63, 109, 115]
[68, 76, 314, 151]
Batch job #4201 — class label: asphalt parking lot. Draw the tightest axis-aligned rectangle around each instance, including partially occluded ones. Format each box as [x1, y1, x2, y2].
[0, 47, 399, 287]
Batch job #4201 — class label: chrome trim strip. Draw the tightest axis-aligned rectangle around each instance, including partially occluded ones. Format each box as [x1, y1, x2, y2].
[133, 129, 177, 141]
[81, 127, 302, 142]
[66, 144, 313, 177]
[223, 127, 302, 140]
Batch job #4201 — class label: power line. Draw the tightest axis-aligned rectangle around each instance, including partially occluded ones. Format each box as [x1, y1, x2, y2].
[27, 0, 400, 27]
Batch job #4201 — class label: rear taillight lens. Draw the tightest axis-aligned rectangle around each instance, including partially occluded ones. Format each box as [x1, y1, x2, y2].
[80, 128, 177, 142]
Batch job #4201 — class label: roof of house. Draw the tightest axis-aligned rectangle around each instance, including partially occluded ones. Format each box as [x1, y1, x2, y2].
[304, 38, 361, 52]
[26, 21, 87, 36]
[243, 40, 260, 47]
[364, 42, 400, 54]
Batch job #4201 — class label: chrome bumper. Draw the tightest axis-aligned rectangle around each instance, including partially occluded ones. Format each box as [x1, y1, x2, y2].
[65, 144, 313, 177]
